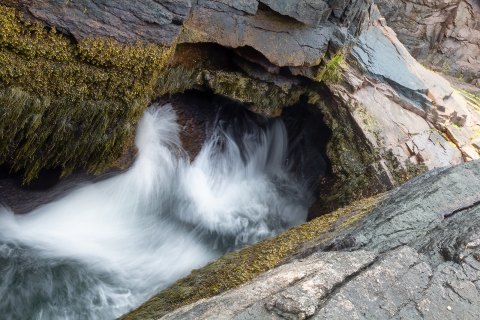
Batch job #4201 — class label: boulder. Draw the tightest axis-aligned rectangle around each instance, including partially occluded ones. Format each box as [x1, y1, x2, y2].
[332, 6, 480, 171]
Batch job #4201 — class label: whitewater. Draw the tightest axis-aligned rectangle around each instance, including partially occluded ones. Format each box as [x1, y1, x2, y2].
[0, 104, 311, 319]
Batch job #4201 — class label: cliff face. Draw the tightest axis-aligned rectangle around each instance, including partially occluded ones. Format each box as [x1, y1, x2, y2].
[376, 0, 480, 86]
[2, 0, 479, 214]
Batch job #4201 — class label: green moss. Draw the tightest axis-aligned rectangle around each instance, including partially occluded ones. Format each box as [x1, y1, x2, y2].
[205, 70, 303, 115]
[307, 91, 388, 213]
[123, 193, 386, 320]
[0, 3, 303, 181]
[155, 65, 204, 97]
[0, 5, 173, 182]
[308, 86, 429, 214]
[0, 86, 146, 180]
[315, 52, 345, 84]
[154, 65, 304, 116]
[381, 149, 427, 184]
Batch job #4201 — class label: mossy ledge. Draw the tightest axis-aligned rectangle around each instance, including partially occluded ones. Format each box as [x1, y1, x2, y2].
[155, 65, 304, 116]
[0, 5, 173, 182]
[123, 193, 386, 320]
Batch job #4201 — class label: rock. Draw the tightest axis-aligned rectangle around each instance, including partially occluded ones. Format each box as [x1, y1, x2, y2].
[4, 0, 370, 61]
[160, 250, 377, 320]
[181, 4, 332, 67]
[352, 25, 428, 103]
[2, 1, 480, 318]
[259, 0, 332, 26]
[153, 160, 480, 320]
[350, 160, 480, 254]
[313, 247, 432, 319]
[0, 171, 100, 214]
[2, 0, 192, 44]
[178, 0, 372, 67]
[375, 0, 480, 85]
[2, 0, 479, 213]
[330, 5, 480, 174]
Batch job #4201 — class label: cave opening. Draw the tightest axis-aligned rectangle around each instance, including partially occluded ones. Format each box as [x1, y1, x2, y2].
[160, 89, 334, 221]
[281, 96, 333, 221]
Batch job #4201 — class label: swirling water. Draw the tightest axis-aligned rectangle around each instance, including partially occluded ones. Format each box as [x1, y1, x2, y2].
[0, 104, 311, 319]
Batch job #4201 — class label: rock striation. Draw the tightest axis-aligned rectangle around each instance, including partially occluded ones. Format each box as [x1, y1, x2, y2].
[180, 0, 371, 67]
[335, 7, 480, 170]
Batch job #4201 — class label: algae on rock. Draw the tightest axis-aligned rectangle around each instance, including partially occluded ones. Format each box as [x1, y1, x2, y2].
[123, 193, 387, 320]
[0, 2, 306, 182]
[315, 52, 345, 84]
[0, 5, 173, 182]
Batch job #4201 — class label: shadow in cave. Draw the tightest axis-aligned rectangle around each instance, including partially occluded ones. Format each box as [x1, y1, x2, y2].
[165, 90, 334, 222]
[281, 96, 333, 221]
[157, 89, 270, 160]
[0, 164, 63, 191]
[0, 165, 115, 214]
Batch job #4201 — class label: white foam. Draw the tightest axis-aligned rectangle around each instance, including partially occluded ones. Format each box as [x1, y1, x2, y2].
[0, 104, 310, 319]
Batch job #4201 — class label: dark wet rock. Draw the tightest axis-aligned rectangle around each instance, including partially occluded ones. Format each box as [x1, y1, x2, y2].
[350, 161, 480, 253]
[155, 92, 213, 160]
[2, 0, 192, 44]
[259, 0, 332, 26]
[180, 0, 372, 67]
[0, 171, 103, 214]
[154, 160, 480, 319]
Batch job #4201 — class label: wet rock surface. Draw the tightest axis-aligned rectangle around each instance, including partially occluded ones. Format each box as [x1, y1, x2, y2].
[0, 170, 108, 214]
[1, 0, 192, 44]
[158, 160, 480, 320]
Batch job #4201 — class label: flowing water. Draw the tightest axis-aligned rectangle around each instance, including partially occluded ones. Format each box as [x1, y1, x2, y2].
[0, 104, 312, 319]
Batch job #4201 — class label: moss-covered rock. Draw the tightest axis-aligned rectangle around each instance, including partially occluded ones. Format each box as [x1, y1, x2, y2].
[155, 65, 304, 116]
[314, 52, 345, 84]
[0, 4, 305, 182]
[0, 5, 173, 182]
